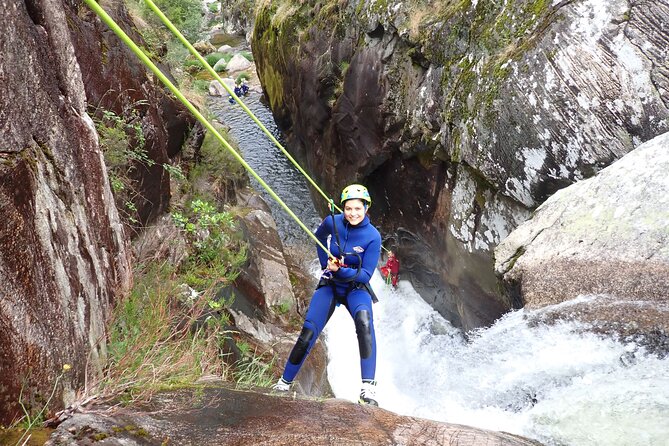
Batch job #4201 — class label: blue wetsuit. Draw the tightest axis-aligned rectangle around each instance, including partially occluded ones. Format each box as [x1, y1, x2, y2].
[282, 214, 382, 383]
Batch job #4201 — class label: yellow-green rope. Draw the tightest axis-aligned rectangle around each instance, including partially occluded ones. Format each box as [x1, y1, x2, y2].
[142, 0, 341, 213]
[144, 0, 390, 254]
[83, 0, 334, 258]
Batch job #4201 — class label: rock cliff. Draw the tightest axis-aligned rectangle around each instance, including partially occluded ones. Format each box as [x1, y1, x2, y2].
[0, 0, 194, 424]
[71, 1, 197, 228]
[495, 131, 669, 345]
[251, 0, 669, 330]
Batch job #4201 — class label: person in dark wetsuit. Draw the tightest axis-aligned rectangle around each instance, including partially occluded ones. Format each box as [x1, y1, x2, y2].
[228, 82, 242, 104]
[228, 80, 250, 103]
[272, 184, 382, 406]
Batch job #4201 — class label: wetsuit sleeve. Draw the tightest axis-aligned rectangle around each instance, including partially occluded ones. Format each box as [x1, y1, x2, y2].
[333, 229, 381, 284]
[314, 217, 332, 268]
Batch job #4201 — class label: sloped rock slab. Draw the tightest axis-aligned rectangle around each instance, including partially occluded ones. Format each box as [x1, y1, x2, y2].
[46, 386, 541, 446]
[495, 132, 669, 341]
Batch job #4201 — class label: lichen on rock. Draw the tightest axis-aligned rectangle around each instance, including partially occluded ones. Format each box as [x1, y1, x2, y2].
[251, 0, 669, 330]
[495, 131, 669, 339]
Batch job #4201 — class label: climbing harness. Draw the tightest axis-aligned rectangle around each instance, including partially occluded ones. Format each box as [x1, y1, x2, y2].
[324, 198, 379, 302]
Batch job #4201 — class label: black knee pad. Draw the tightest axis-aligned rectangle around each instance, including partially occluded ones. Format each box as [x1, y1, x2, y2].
[288, 326, 315, 365]
[354, 310, 373, 359]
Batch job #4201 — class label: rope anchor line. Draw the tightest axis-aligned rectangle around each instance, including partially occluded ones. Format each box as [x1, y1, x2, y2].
[142, 0, 341, 213]
[82, 0, 336, 258]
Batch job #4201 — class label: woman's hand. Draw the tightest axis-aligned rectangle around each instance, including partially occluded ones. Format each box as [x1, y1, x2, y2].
[327, 257, 340, 272]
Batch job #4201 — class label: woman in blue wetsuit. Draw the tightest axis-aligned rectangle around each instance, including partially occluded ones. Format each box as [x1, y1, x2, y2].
[272, 184, 382, 406]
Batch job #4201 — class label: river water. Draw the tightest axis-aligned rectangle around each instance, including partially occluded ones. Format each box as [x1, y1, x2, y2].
[210, 91, 669, 446]
[208, 92, 321, 247]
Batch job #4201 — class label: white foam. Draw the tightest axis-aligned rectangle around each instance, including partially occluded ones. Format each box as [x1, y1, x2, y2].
[323, 275, 669, 446]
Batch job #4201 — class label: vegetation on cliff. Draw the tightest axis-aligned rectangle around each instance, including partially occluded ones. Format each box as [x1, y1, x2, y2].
[92, 95, 272, 411]
[73, 0, 273, 416]
[258, 0, 557, 162]
[2, 0, 279, 437]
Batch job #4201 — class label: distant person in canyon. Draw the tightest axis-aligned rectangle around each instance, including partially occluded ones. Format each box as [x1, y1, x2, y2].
[379, 250, 400, 287]
[228, 79, 249, 104]
[273, 184, 382, 406]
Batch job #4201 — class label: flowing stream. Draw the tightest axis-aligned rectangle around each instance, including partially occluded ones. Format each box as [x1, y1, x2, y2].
[210, 91, 669, 446]
[208, 92, 320, 247]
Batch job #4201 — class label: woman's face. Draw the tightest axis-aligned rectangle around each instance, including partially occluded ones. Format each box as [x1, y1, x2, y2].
[343, 199, 367, 226]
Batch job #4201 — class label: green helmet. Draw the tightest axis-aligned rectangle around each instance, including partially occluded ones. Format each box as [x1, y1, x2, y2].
[341, 184, 371, 207]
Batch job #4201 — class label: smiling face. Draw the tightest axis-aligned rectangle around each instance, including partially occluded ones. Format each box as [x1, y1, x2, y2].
[343, 198, 367, 226]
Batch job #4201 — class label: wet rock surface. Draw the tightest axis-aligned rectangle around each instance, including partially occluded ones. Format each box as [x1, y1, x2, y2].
[495, 132, 669, 344]
[252, 0, 669, 330]
[0, 0, 133, 423]
[46, 386, 542, 446]
[233, 189, 295, 314]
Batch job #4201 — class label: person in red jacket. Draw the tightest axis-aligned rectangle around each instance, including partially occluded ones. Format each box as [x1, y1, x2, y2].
[379, 251, 399, 287]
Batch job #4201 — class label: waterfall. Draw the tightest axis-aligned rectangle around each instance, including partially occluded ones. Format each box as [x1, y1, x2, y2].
[324, 275, 669, 446]
[211, 91, 669, 446]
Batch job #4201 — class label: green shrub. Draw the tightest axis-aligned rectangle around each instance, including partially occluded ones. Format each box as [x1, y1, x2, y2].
[172, 199, 247, 290]
[214, 60, 227, 73]
[235, 72, 250, 84]
[189, 124, 246, 185]
[134, 0, 205, 43]
[101, 263, 227, 402]
[205, 52, 226, 67]
[240, 51, 254, 62]
[92, 103, 152, 226]
[183, 58, 204, 69]
[233, 354, 275, 388]
[99, 208, 265, 402]
[125, 0, 209, 109]
[192, 79, 210, 93]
